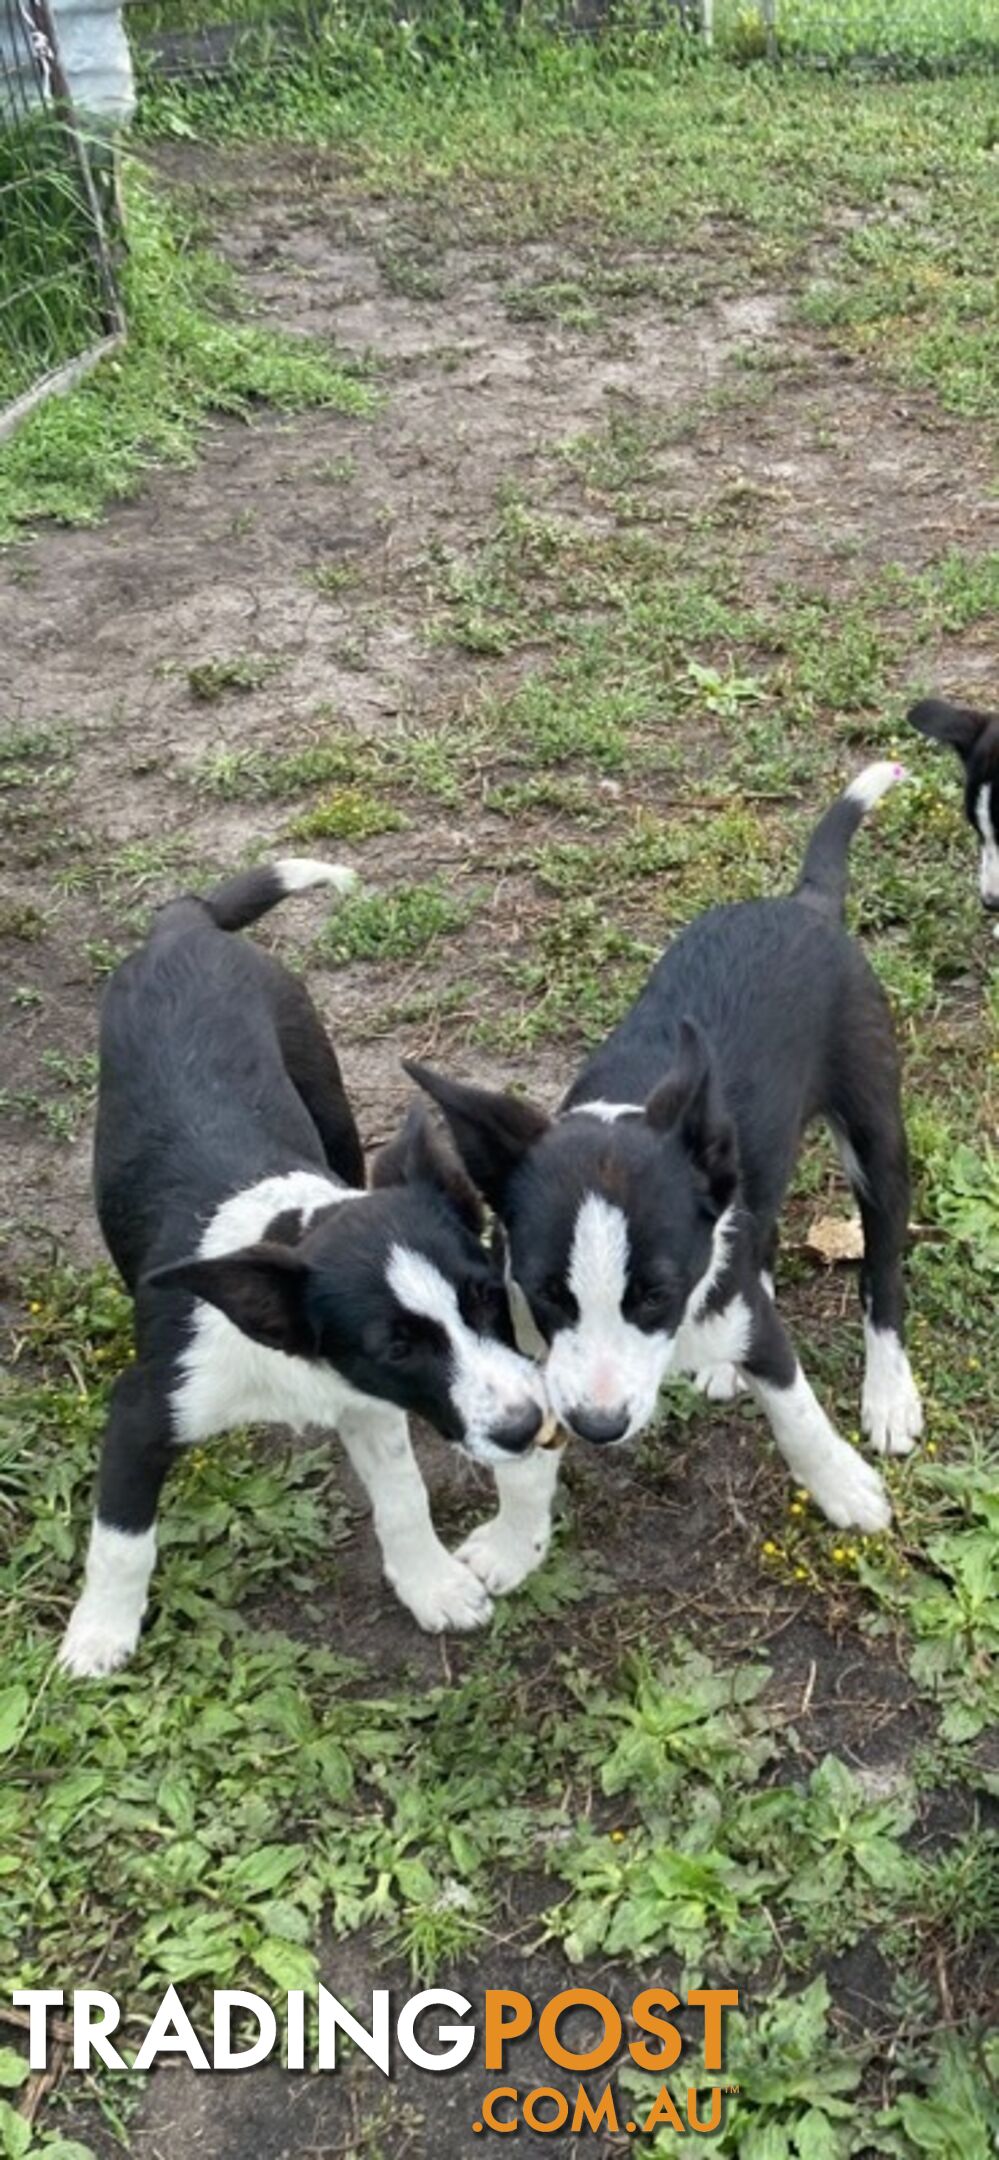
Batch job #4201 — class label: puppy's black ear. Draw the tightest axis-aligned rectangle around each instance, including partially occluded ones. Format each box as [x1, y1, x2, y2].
[403, 1062, 549, 1216]
[371, 1103, 484, 1233]
[908, 698, 994, 765]
[145, 1243, 316, 1357]
[645, 1019, 739, 1214]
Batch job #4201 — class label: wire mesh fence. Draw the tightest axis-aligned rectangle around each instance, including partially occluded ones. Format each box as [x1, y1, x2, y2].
[0, 0, 122, 433]
[123, 0, 999, 80]
[712, 0, 999, 69]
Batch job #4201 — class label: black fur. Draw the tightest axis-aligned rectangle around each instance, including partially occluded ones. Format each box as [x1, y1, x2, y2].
[91, 869, 530, 1541]
[411, 773, 913, 1429]
[909, 697, 999, 912]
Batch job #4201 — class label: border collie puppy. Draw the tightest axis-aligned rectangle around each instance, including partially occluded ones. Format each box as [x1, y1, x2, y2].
[410, 765, 925, 1576]
[59, 861, 550, 1679]
[908, 697, 999, 929]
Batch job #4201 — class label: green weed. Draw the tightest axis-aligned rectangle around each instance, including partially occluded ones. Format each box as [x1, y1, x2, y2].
[187, 654, 283, 700]
[315, 881, 474, 963]
[284, 788, 409, 842]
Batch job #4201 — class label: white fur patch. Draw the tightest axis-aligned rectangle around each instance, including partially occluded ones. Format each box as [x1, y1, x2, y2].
[172, 1172, 357, 1444]
[336, 1402, 492, 1631]
[274, 858, 357, 899]
[545, 1195, 673, 1440]
[385, 1247, 548, 1463]
[861, 1319, 923, 1457]
[845, 761, 906, 811]
[683, 1204, 738, 1325]
[457, 1447, 561, 1595]
[974, 788, 999, 908]
[676, 1290, 753, 1393]
[746, 1365, 892, 1532]
[564, 1100, 643, 1123]
[59, 1523, 158, 1678]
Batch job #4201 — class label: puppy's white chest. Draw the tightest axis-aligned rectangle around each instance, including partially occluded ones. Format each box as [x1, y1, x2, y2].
[170, 1169, 359, 1443]
[674, 1292, 753, 1378]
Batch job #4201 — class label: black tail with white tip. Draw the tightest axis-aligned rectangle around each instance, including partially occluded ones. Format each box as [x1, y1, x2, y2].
[203, 858, 357, 932]
[793, 763, 906, 922]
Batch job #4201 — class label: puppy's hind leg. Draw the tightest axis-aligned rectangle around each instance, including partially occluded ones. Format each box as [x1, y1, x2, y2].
[832, 1066, 923, 1458]
[59, 1367, 177, 1678]
[266, 960, 366, 1189]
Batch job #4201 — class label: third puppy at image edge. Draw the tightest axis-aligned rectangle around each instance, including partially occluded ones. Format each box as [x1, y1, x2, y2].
[412, 759, 927, 1587]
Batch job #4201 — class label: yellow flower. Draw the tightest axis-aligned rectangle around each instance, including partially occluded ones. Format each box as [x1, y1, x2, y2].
[610, 1829, 626, 1844]
[762, 1540, 779, 1557]
[788, 1501, 805, 1517]
[794, 1565, 808, 1581]
[831, 1546, 847, 1563]
[29, 1300, 41, 1313]
[925, 1439, 937, 1456]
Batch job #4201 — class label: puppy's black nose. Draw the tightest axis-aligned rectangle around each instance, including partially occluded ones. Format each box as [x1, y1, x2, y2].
[984, 893, 999, 913]
[567, 1405, 630, 1445]
[493, 1402, 544, 1454]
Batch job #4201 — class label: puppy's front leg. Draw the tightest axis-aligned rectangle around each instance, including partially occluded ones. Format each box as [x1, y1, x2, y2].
[336, 1406, 493, 1632]
[59, 1366, 176, 1678]
[739, 1297, 892, 1534]
[457, 1446, 562, 1596]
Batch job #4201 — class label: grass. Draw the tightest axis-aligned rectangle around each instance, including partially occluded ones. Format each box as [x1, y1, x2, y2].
[315, 880, 475, 962]
[0, 169, 373, 544]
[0, 116, 109, 410]
[140, 38, 999, 427]
[186, 654, 284, 700]
[284, 788, 409, 842]
[2, 1264, 997, 2149]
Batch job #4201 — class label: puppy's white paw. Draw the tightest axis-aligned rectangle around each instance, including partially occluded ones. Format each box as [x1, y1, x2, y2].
[862, 1339, 924, 1458]
[457, 1518, 550, 1597]
[694, 1363, 745, 1402]
[58, 1608, 139, 1679]
[810, 1449, 893, 1534]
[390, 1555, 493, 1633]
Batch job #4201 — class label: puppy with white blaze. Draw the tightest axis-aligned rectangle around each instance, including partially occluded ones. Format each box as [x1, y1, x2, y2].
[410, 764, 926, 1569]
[908, 697, 999, 932]
[59, 860, 551, 1681]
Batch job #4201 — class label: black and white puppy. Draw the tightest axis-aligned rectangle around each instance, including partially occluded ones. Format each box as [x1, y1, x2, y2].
[411, 765, 925, 1574]
[908, 697, 999, 929]
[59, 860, 552, 1679]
